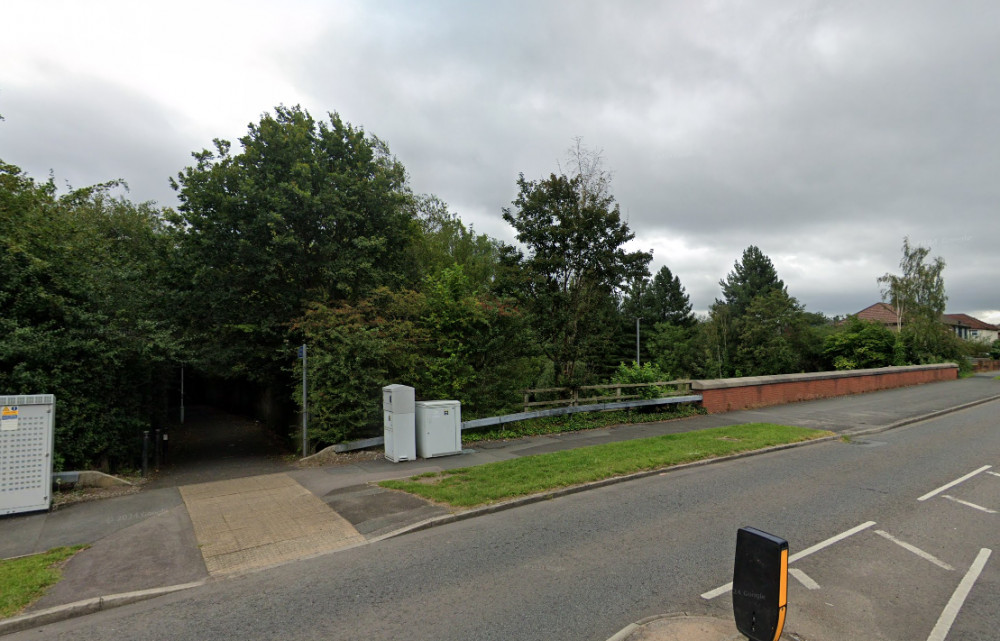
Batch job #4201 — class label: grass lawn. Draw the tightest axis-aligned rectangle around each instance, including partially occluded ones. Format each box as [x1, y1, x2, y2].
[381, 423, 831, 507]
[0, 546, 87, 619]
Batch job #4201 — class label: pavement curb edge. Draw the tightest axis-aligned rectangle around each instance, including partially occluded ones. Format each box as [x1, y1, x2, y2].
[0, 581, 206, 637]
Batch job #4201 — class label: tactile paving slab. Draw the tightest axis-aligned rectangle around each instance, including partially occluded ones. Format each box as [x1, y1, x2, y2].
[180, 473, 365, 575]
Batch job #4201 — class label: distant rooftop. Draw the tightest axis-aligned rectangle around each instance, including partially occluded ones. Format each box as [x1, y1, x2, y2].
[855, 302, 900, 326]
[942, 313, 999, 331]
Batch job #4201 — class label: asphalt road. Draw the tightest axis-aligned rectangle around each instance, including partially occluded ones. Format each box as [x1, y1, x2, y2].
[12, 399, 998, 641]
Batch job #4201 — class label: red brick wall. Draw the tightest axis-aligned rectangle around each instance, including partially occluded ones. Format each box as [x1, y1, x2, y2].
[695, 366, 959, 414]
[971, 359, 1000, 373]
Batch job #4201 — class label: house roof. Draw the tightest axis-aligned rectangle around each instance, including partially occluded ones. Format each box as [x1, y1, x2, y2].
[942, 313, 999, 331]
[855, 302, 900, 325]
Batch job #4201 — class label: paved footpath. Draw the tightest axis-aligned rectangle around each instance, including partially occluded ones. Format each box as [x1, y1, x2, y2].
[1, 374, 997, 636]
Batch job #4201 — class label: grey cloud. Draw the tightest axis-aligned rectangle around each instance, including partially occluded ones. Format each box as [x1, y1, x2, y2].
[4, 0, 996, 318]
[1, 73, 189, 207]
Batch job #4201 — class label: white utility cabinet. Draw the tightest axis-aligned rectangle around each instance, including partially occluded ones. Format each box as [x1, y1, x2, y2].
[1, 395, 55, 515]
[382, 384, 415, 463]
[415, 400, 462, 458]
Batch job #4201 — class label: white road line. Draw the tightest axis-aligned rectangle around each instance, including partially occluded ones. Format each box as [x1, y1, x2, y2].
[788, 521, 877, 563]
[942, 495, 998, 514]
[918, 466, 992, 501]
[789, 567, 821, 590]
[926, 548, 992, 641]
[700, 521, 876, 600]
[874, 530, 955, 571]
[987, 471, 1000, 478]
[700, 581, 733, 600]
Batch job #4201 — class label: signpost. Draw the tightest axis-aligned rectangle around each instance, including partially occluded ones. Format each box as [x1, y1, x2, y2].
[732, 527, 788, 641]
[298, 344, 308, 456]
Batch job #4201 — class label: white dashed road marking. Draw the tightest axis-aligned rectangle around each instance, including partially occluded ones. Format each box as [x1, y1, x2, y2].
[789, 567, 821, 590]
[925, 548, 993, 641]
[700, 521, 876, 600]
[918, 465, 992, 501]
[874, 529, 955, 571]
[942, 495, 997, 514]
[787, 520, 877, 563]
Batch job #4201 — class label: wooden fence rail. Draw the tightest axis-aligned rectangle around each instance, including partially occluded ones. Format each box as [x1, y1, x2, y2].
[522, 380, 692, 411]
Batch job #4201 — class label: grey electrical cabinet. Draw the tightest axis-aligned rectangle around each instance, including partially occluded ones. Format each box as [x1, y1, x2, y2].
[415, 400, 462, 458]
[382, 384, 415, 463]
[1, 395, 55, 515]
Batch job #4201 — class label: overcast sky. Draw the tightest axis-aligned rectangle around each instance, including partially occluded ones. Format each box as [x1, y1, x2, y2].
[2, 1, 998, 322]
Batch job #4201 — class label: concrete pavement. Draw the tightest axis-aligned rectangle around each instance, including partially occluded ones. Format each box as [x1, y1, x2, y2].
[0, 374, 997, 637]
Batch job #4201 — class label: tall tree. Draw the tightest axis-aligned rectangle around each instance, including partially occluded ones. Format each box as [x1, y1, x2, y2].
[409, 193, 500, 288]
[733, 289, 810, 376]
[650, 265, 695, 327]
[707, 245, 818, 377]
[719, 245, 786, 317]
[877, 237, 955, 363]
[877, 237, 946, 331]
[499, 146, 651, 384]
[620, 265, 695, 368]
[168, 105, 413, 381]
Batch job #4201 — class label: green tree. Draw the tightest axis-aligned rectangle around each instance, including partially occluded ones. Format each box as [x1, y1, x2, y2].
[877, 238, 953, 363]
[706, 246, 825, 377]
[703, 303, 735, 378]
[622, 265, 699, 374]
[499, 148, 651, 384]
[648, 320, 706, 379]
[650, 266, 695, 326]
[877, 237, 946, 332]
[719, 245, 786, 317]
[168, 105, 413, 383]
[733, 289, 810, 376]
[409, 194, 500, 288]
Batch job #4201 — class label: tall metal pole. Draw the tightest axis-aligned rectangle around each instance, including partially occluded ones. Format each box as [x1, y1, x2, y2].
[636, 318, 641, 366]
[301, 344, 308, 456]
[180, 365, 185, 425]
[142, 431, 149, 477]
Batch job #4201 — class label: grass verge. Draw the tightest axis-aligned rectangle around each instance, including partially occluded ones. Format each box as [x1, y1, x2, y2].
[0, 546, 87, 618]
[461, 403, 705, 443]
[381, 423, 830, 507]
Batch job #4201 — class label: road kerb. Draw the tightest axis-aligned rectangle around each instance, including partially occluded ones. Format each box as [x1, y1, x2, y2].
[0, 581, 205, 636]
[604, 612, 746, 641]
[841, 393, 1000, 439]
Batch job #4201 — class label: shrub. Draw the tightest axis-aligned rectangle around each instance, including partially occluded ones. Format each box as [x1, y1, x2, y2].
[824, 317, 896, 370]
[611, 361, 670, 399]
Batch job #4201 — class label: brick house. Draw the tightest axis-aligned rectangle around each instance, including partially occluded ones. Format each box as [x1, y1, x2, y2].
[942, 313, 1000, 343]
[853, 304, 998, 343]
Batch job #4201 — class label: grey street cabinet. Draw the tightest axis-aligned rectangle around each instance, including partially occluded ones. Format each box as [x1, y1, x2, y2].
[383, 384, 416, 463]
[415, 400, 462, 458]
[1, 395, 55, 515]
